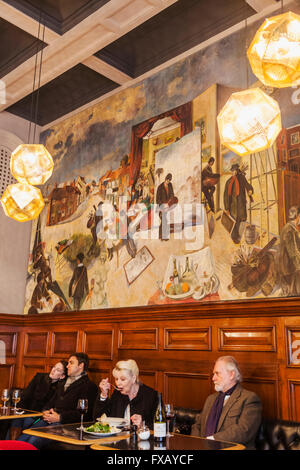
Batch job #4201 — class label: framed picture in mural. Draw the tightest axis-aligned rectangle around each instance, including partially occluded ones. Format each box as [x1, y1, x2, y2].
[221, 148, 241, 174]
[291, 132, 299, 145]
[124, 246, 154, 285]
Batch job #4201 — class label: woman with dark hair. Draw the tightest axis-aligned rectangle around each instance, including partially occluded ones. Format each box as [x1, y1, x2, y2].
[8, 360, 67, 440]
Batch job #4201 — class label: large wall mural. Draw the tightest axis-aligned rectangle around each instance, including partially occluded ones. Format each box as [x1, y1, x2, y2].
[24, 6, 300, 314]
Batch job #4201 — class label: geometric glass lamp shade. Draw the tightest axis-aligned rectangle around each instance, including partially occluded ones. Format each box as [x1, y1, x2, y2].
[0, 183, 45, 222]
[10, 144, 54, 186]
[247, 11, 300, 88]
[217, 88, 282, 156]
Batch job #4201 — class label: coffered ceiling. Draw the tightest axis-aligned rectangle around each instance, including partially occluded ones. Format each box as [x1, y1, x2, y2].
[0, 0, 286, 128]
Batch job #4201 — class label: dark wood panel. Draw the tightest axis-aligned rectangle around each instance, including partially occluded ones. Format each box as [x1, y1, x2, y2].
[0, 332, 17, 356]
[219, 327, 276, 352]
[164, 327, 211, 350]
[82, 329, 114, 360]
[164, 372, 211, 409]
[50, 331, 80, 357]
[23, 332, 49, 357]
[243, 378, 279, 420]
[139, 370, 158, 391]
[0, 364, 15, 388]
[288, 380, 300, 421]
[118, 328, 158, 350]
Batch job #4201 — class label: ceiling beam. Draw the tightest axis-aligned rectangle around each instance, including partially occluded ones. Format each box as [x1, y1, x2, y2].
[245, 0, 280, 12]
[0, 0, 179, 112]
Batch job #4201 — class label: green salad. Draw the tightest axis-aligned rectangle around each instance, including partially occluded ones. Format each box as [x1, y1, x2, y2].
[85, 422, 111, 433]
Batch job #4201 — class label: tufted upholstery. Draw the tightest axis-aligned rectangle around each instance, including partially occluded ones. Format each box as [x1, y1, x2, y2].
[255, 419, 300, 450]
[173, 407, 201, 435]
[174, 407, 300, 450]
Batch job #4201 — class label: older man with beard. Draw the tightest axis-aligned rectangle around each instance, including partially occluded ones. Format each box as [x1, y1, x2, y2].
[191, 356, 262, 449]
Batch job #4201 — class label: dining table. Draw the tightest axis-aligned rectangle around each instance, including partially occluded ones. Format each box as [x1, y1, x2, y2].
[22, 422, 245, 450]
[0, 405, 42, 420]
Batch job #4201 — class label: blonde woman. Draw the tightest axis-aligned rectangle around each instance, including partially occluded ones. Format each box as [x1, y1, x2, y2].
[93, 359, 158, 428]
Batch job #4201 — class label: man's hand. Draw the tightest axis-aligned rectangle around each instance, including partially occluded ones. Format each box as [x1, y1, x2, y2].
[42, 408, 60, 423]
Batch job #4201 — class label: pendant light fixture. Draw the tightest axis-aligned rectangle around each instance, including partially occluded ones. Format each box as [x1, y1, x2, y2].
[217, 87, 282, 156]
[247, 9, 300, 88]
[1, 183, 45, 223]
[217, 19, 282, 156]
[1, 9, 53, 222]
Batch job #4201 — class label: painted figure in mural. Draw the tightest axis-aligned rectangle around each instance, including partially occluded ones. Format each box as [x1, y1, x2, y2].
[279, 206, 300, 296]
[68, 252, 89, 310]
[223, 163, 254, 244]
[30, 272, 52, 311]
[156, 173, 178, 240]
[201, 157, 220, 213]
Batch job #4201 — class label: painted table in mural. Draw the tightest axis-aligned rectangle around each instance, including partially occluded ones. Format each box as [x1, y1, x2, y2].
[148, 290, 220, 305]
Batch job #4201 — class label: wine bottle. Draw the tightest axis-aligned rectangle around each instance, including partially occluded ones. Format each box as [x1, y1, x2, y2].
[172, 259, 179, 285]
[154, 392, 166, 442]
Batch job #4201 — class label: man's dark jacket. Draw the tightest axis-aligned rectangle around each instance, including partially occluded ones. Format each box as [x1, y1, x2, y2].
[44, 373, 98, 424]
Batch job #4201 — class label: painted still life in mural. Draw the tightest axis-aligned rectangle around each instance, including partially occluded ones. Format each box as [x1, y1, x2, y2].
[23, 18, 300, 314]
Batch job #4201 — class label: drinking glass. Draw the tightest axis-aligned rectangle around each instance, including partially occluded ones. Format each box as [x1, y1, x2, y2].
[77, 398, 88, 431]
[1, 389, 9, 409]
[164, 404, 175, 437]
[12, 389, 21, 411]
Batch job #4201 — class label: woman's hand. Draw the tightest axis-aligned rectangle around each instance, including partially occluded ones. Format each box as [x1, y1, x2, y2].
[131, 414, 142, 428]
[99, 377, 111, 399]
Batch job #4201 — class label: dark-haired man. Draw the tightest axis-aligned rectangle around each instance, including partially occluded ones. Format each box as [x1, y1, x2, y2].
[18, 353, 98, 448]
[156, 173, 177, 240]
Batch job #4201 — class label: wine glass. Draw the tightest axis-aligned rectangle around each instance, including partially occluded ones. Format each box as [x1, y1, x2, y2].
[164, 404, 175, 437]
[12, 389, 21, 411]
[1, 389, 9, 409]
[77, 398, 88, 431]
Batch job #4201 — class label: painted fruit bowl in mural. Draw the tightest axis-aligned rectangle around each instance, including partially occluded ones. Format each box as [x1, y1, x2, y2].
[164, 281, 194, 300]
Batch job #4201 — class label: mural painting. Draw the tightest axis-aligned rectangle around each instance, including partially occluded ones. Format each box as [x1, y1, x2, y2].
[24, 10, 300, 314]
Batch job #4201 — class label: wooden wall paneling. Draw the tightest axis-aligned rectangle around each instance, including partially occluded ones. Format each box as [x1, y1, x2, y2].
[242, 377, 279, 420]
[285, 326, 300, 367]
[88, 366, 111, 395]
[164, 327, 211, 351]
[288, 380, 300, 422]
[0, 363, 15, 389]
[118, 328, 158, 350]
[50, 330, 81, 359]
[82, 328, 114, 360]
[163, 371, 211, 409]
[139, 370, 158, 391]
[218, 326, 276, 352]
[0, 331, 17, 357]
[23, 331, 50, 357]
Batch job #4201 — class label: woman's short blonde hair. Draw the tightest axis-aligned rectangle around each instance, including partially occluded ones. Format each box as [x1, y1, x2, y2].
[112, 359, 139, 381]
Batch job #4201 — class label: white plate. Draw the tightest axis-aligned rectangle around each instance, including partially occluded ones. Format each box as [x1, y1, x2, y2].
[83, 426, 122, 437]
[165, 289, 194, 300]
[97, 417, 127, 426]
